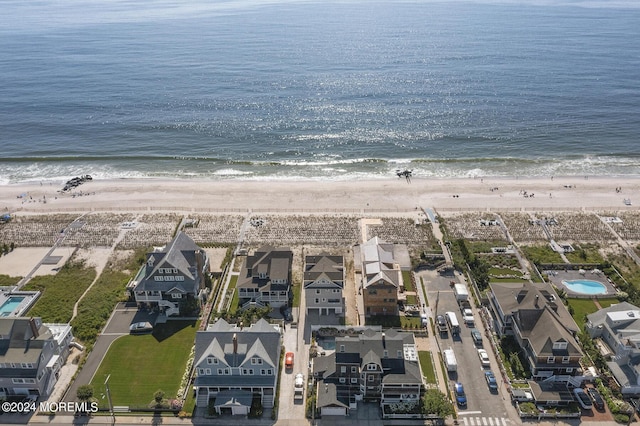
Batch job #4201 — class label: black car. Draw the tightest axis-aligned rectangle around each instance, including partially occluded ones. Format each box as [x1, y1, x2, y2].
[587, 387, 605, 411]
[436, 315, 447, 333]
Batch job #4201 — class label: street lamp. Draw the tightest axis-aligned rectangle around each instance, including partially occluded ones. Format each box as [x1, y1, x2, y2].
[104, 374, 114, 426]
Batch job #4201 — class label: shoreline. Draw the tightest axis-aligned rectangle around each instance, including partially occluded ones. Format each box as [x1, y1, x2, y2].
[0, 176, 637, 214]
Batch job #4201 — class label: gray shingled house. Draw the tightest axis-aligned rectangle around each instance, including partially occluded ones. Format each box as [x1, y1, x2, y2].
[237, 246, 293, 310]
[586, 301, 640, 396]
[488, 282, 583, 383]
[0, 317, 73, 400]
[129, 232, 209, 317]
[304, 255, 345, 316]
[312, 329, 423, 416]
[193, 318, 281, 415]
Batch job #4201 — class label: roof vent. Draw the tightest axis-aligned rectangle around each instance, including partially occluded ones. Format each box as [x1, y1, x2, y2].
[628, 311, 635, 318]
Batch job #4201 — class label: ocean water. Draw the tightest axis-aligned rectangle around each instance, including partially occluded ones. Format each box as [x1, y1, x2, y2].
[1, 0, 640, 183]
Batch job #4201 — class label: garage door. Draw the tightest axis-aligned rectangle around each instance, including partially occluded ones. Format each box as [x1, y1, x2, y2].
[232, 406, 248, 416]
[321, 406, 347, 416]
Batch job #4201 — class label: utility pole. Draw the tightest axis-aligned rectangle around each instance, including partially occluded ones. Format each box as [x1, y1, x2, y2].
[104, 374, 114, 426]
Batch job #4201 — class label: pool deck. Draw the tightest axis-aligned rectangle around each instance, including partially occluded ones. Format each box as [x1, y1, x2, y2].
[545, 270, 618, 298]
[0, 289, 41, 317]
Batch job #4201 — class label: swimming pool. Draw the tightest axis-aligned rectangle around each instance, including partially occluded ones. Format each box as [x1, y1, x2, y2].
[0, 296, 25, 316]
[562, 279, 607, 295]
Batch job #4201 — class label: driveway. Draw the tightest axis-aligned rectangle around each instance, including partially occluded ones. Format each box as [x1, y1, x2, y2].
[62, 303, 150, 403]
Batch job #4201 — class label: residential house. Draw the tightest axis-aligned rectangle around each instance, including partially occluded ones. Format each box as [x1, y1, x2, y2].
[237, 247, 293, 310]
[313, 329, 423, 415]
[193, 318, 281, 415]
[304, 255, 345, 316]
[586, 301, 640, 395]
[359, 237, 401, 316]
[0, 317, 73, 399]
[488, 282, 583, 381]
[129, 232, 209, 317]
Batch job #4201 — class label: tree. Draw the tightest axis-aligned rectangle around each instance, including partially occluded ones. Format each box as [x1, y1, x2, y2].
[422, 389, 454, 418]
[77, 385, 94, 402]
[154, 390, 165, 404]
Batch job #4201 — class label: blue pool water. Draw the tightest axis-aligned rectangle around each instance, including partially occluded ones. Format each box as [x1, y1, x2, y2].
[0, 296, 25, 316]
[562, 280, 607, 295]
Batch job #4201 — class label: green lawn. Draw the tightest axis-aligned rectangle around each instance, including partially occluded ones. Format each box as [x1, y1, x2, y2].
[418, 351, 437, 384]
[292, 281, 301, 308]
[567, 297, 620, 329]
[227, 275, 239, 314]
[0, 274, 21, 287]
[402, 271, 414, 292]
[406, 294, 418, 305]
[90, 320, 198, 408]
[567, 298, 600, 329]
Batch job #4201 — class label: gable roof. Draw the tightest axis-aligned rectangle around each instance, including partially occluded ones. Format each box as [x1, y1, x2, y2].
[133, 232, 206, 294]
[194, 319, 281, 374]
[237, 246, 293, 291]
[304, 255, 344, 289]
[0, 317, 54, 368]
[360, 237, 400, 289]
[491, 282, 582, 358]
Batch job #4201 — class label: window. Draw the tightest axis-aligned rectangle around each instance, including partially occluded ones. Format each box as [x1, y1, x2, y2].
[566, 367, 573, 373]
[176, 276, 184, 281]
[217, 369, 223, 375]
[154, 276, 163, 281]
[553, 341, 568, 350]
[562, 356, 570, 364]
[383, 350, 388, 358]
[351, 378, 358, 384]
[316, 289, 321, 295]
[171, 293, 182, 299]
[224, 369, 230, 375]
[367, 364, 377, 371]
[207, 357, 218, 365]
[261, 369, 267, 375]
[251, 357, 263, 365]
[315, 299, 319, 304]
[341, 366, 346, 374]
[339, 378, 346, 383]
[368, 289, 377, 295]
[368, 375, 374, 382]
[351, 366, 357, 373]
[267, 369, 273, 375]
[206, 368, 211, 375]
[340, 345, 345, 353]
[547, 356, 555, 364]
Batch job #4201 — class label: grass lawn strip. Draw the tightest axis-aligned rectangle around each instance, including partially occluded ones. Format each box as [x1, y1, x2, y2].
[91, 320, 198, 408]
[418, 351, 437, 384]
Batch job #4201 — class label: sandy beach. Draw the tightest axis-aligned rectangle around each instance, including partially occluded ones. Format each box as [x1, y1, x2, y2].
[0, 176, 637, 214]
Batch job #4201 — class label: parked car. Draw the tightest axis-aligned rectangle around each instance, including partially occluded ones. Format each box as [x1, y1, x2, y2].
[484, 371, 498, 392]
[470, 328, 483, 346]
[285, 352, 294, 369]
[587, 387, 605, 410]
[573, 388, 593, 410]
[462, 308, 474, 325]
[454, 383, 467, 407]
[294, 373, 304, 400]
[436, 315, 448, 334]
[129, 321, 153, 334]
[477, 349, 490, 367]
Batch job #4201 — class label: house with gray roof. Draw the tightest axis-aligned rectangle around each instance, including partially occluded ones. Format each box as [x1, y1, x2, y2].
[304, 255, 345, 316]
[237, 247, 293, 310]
[312, 329, 423, 415]
[488, 282, 583, 381]
[193, 318, 281, 415]
[358, 237, 402, 316]
[0, 317, 73, 400]
[586, 301, 640, 395]
[129, 232, 209, 317]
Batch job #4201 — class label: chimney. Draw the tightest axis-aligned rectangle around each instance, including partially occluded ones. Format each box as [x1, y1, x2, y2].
[233, 333, 238, 354]
[28, 317, 39, 338]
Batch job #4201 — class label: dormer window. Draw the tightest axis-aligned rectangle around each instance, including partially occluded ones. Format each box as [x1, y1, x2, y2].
[552, 341, 568, 350]
[367, 364, 377, 371]
[147, 256, 155, 267]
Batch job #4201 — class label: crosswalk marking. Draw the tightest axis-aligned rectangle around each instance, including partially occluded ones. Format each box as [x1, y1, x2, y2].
[461, 417, 510, 426]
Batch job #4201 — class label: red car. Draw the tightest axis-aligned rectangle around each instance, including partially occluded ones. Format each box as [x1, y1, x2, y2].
[285, 352, 294, 369]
